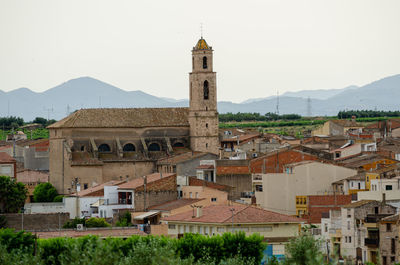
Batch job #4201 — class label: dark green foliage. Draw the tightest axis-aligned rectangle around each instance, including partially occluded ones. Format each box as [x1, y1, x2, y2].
[0, 116, 24, 130]
[32, 117, 57, 127]
[219, 112, 302, 123]
[220, 119, 326, 129]
[33, 182, 58, 202]
[62, 217, 86, 229]
[282, 234, 325, 265]
[53, 195, 64, 202]
[0, 229, 265, 265]
[116, 211, 132, 227]
[0, 228, 36, 252]
[85, 217, 111, 227]
[0, 215, 6, 228]
[338, 110, 400, 119]
[177, 232, 264, 264]
[0, 176, 27, 213]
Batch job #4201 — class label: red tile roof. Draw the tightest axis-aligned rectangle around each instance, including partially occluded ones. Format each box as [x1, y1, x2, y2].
[149, 199, 205, 211]
[118, 173, 176, 190]
[34, 227, 146, 238]
[157, 152, 211, 165]
[0, 152, 16, 163]
[163, 205, 304, 224]
[196, 164, 214, 169]
[188, 177, 232, 191]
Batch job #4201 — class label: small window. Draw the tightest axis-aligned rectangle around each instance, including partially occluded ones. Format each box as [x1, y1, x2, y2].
[168, 224, 176, 229]
[387, 223, 392, 232]
[203, 80, 209, 100]
[203, 56, 207, 69]
[347, 221, 350, 230]
[189, 192, 192, 198]
[348, 236, 351, 243]
[386, 185, 393, 190]
[206, 123, 208, 128]
[123, 143, 135, 152]
[80, 145, 85, 151]
[84, 183, 88, 190]
[211, 198, 217, 202]
[206, 143, 208, 148]
[98, 144, 111, 152]
[173, 142, 184, 148]
[195, 192, 198, 198]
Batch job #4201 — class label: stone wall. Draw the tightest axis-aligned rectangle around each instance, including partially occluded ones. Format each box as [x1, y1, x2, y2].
[134, 191, 177, 211]
[1, 213, 70, 231]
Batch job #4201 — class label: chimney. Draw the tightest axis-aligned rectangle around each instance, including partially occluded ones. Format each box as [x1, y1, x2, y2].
[196, 207, 203, 218]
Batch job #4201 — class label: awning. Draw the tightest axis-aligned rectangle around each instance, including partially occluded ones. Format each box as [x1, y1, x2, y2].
[90, 199, 105, 208]
[133, 211, 160, 220]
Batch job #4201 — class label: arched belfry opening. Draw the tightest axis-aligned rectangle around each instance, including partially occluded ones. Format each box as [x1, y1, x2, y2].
[203, 56, 207, 69]
[203, 80, 209, 100]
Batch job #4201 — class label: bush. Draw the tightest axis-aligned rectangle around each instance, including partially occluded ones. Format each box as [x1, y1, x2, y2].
[62, 217, 86, 229]
[0, 228, 36, 253]
[116, 211, 132, 227]
[53, 195, 64, 202]
[85, 217, 110, 228]
[0, 175, 27, 213]
[33, 182, 58, 202]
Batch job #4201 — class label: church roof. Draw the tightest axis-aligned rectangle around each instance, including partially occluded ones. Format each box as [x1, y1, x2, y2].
[48, 108, 190, 128]
[194, 38, 211, 50]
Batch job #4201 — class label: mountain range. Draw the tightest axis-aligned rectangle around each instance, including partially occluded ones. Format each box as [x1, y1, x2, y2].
[0, 74, 399, 121]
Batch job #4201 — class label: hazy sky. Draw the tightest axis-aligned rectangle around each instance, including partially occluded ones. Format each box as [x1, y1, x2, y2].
[0, 0, 399, 103]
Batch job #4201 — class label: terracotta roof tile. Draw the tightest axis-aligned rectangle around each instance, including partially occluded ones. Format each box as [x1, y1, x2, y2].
[149, 199, 204, 211]
[118, 173, 176, 190]
[48, 108, 189, 128]
[162, 205, 304, 224]
[0, 152, 16, 163]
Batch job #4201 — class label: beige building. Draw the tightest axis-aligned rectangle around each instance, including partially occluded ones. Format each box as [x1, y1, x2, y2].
[312, 119, 363, 136]
[48, 38, 220, 194]
[162, 204, 303, 259]
[253, 161, 357, 215]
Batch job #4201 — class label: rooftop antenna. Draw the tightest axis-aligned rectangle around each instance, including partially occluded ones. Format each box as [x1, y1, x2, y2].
[44, 106, 54, 121]
[307, 97, 312, 117]
[276, 89, 280, 116]
[66, 104, 71, 116]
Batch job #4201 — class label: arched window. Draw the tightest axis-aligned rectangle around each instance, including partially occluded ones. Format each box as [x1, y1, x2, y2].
[173, 142, 184, 148]
[203, 56, 207, 69]
[123, 143, 136, 152]
[148, 143, 161, 152]
[203, 80, 209, 100]
[98, 144, 111, 152]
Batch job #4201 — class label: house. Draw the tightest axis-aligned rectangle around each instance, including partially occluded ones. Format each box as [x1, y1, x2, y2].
[338, 154, 397, 172]
[364, 120, 400, 139]
[358, 177, 400, 202]
[17, 169, 49, 202]
[253, 161, 357, 215]
[25, 173, 177, 219]
[249, 147, 320, 174]
[295, 194, 352, 224]
[321, 209, 342, 256]
[156, 151, 218, 198]
[0, 139, 49, 170]
[379, 214, 400, 265]
[312, 119, 363, 137]
[0, 152, 16, 178]
[377, 138, 400, 160]
[331, 173, 367, 195]
[162, 204, 304, 260]
[331, 143, 362, 160]
[340, 200, 396, 264]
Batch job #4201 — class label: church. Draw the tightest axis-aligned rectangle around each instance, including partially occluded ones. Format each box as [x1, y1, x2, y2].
[48, 38, 220, 194]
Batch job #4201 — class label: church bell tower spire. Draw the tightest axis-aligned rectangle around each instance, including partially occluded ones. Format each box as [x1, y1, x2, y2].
[188, 37, 219, 155]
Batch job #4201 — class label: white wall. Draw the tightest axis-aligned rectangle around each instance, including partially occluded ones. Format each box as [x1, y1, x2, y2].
[255, 162, 357, 215]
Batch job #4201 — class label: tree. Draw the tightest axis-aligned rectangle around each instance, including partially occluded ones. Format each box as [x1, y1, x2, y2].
[33, 182, 58, 202]
[0, 176, 27, 213]
[283, 234, 325, 265]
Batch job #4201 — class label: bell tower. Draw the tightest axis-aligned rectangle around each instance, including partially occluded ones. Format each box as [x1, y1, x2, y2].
[189, 37, 219, 155]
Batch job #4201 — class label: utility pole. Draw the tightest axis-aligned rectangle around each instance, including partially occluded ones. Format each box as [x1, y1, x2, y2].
[276, 90, 280, 116]
[307, 97, 312, 117]
[143, 175, 147, 211]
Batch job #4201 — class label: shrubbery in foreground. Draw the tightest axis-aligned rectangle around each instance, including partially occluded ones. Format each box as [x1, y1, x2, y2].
[0, 228, 264, 265]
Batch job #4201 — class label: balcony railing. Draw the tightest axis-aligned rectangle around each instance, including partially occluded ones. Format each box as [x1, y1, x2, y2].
[364, 238, 379, 247]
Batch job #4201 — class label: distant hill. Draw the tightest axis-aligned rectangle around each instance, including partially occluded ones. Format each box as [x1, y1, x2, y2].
[0, 74, 399, 121]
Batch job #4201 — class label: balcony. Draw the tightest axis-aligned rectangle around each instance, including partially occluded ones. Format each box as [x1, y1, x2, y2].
[364, 214, 393, 223]
[364, 238, 379, 248]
